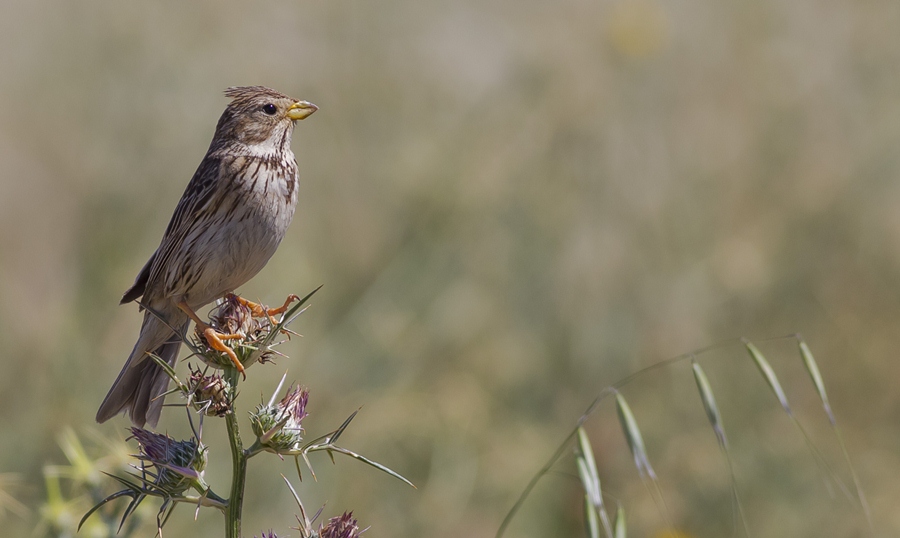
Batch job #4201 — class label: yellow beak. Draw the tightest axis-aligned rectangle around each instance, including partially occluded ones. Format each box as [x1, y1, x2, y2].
[287, 101, 318, 120]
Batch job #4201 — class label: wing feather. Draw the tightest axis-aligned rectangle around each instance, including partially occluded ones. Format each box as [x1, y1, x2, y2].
[142, 156, 223, 299]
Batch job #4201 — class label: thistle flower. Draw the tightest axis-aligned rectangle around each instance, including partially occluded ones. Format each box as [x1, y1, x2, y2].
[191, 295, 262, 369]
[210, 294, 264, 336]
[319, 512, 362, 538]
[251, 385, 310, 453]
[188, 365, 232, 417]
[129, 428, 207, 495]
[255, 532, 281, 538]
[191, 293, 290, 370]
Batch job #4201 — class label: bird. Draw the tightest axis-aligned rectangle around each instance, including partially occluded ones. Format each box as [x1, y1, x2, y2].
[96, 86, 317, 428]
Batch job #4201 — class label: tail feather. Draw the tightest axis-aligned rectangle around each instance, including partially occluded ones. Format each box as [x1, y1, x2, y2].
[96, 307, 189, 427]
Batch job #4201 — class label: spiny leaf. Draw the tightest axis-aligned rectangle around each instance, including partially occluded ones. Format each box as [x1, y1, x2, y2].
[282, 474, 315, 537]
[78, 482, 143, 532]
[147, 352, 188, 393]
[281, 474, 303, 510]
[301, 452, 317, 482]
[258, 285, 322, 349]
[310, 445, 415, 489]
[328, 408, 360, 445]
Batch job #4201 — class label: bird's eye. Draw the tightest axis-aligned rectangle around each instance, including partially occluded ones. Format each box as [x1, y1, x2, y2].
[262, 103, 278, 115]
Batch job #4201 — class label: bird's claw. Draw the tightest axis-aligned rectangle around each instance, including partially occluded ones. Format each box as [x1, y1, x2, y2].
[201, 326, 246, 379]
[227, 293, 300, 333]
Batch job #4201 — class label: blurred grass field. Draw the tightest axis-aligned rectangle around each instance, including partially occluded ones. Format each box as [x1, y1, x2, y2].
[2, 0, 900, 536]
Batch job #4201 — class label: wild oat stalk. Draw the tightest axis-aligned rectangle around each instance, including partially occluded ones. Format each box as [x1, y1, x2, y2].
[81, 288, 414, 537]
[497, 336, 870, 538]
[795, 335, 871, 526]
[690, 360, 749, 536]
[576, 427, 613, 538]
[742, 339, 857, 507]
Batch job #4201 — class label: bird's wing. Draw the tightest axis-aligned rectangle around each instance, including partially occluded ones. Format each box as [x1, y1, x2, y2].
[120, 253, 154, 305]
[143, 155, 223, 298]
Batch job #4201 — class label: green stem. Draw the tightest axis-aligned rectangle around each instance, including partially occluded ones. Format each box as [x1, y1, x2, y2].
[196, 485, 229, 510]
[225, 367, 246, 538]
[245, 440, 265, 459]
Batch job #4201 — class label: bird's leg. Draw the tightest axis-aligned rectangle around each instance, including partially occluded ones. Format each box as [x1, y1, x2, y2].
[177, 301, 246, 378]
[226, 293, 300, 329]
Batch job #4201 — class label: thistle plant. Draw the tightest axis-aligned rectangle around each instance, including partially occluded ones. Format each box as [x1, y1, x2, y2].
[82, 287, 413, 537]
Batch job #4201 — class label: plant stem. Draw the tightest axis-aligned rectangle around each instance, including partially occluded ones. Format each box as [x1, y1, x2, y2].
[225, 367, 246, 538]
[245, 440, 265, 459]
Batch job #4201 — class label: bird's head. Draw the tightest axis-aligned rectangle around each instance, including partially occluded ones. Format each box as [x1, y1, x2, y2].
[211, 86, 317, 155]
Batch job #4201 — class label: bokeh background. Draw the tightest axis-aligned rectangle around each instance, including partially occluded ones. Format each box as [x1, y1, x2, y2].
[2, 0, 900, 536]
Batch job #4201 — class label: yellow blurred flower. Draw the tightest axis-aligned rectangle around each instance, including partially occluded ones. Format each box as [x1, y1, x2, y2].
[607, 0, 668, 58]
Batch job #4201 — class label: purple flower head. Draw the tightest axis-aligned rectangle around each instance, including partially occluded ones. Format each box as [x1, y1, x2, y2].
[251, 385, 310, 452]
[129, 428, 206, 494]
[319, 512, 361, 538]
[279, 385, 310, 426]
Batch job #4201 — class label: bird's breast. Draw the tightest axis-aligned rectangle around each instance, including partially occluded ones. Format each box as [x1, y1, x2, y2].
[224, 153, 299, 261]
[171, 153, 299, 306]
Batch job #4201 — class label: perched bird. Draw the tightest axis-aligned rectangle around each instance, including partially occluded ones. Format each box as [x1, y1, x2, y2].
[97, 86, 317, 427]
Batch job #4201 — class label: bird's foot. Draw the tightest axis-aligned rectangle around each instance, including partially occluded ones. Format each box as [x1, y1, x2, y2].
[178, 301, 247, 379]
[226, 293, 299, 333]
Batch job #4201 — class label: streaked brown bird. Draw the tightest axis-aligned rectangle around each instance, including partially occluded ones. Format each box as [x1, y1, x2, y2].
[97, 86, 317, 427]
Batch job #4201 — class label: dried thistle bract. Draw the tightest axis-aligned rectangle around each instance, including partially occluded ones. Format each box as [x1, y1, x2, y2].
[190, 292, 306, 372]
[188, 365, 233, 417]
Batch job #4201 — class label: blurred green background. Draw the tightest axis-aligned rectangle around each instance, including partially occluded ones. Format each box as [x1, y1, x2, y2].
[2, 0, 900, 536]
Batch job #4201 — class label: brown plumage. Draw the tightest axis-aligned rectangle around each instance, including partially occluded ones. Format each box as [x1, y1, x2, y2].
[97, 86, 317, 427]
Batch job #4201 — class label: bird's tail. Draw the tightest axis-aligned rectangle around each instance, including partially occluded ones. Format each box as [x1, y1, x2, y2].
[96, 304, 189, 427]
